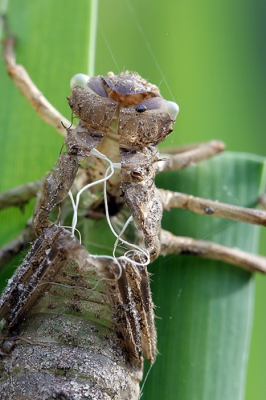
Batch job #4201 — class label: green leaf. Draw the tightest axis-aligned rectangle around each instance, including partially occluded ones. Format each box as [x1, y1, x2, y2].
[142, 152, 266, 400]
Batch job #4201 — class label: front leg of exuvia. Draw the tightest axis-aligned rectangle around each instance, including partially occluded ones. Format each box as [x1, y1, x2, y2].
[120, 145, 163, 261]
[33, 124, 105, 233]
[119, 96, 179, 261]
[0, 118, 108, 331]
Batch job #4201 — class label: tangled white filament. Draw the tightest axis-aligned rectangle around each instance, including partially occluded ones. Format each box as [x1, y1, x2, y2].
[68, 148, 150, 282]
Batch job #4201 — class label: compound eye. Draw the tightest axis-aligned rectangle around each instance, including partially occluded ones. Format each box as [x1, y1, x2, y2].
[86, 76, 109, 98]
[135, 104, 147, 113]
[135, 98, 179, 121]
[162, 100, 179, 121]
[70, 73, 89, 88]
[70, 74, 108, 98]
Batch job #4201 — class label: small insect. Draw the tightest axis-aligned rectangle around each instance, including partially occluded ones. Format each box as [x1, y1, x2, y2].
[1, 28, 266, 399]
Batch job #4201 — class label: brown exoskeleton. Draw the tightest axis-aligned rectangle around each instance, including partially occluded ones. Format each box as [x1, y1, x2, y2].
[1, 30, 266, 399]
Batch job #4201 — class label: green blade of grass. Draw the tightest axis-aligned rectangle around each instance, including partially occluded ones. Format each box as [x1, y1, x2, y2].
[142, 152, 266, 400]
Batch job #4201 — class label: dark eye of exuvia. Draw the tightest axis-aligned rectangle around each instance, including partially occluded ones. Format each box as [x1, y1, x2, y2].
[135, 104, 147, 113]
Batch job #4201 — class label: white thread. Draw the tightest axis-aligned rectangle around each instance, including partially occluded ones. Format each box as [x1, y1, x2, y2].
[103, 166, 150, 266]
[60, 224, 82, 243]
[99, 25, 121, 73]
[113, 215, 133, 256]
[69, 148, 118, 236]
[139, 362, 154, 399]
[68, 148, 150, 284]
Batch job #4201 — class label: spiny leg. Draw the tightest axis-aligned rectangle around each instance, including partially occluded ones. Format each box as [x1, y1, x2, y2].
[157, 140, 266, 273]
[0, 19, 72, 265]
[158, 188, 266, 226]
[160, 229, 266, 273]
[0, 180, 43, 211]
[0, 218, 36, 272]
[33, 124, 105, 233]
[117, 92, 179, 262]
[157, 139, 266, 226]
[2, 17, 70, 137]
[0, 125, 106, 265]
[158, 166, 266, 273]
[121, 146, 162, 262]
[0, 180, 43, 268]
[158, 140, 225, 172]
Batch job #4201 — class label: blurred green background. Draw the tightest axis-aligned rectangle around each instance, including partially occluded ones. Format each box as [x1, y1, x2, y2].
[0, 0, 265, 398]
